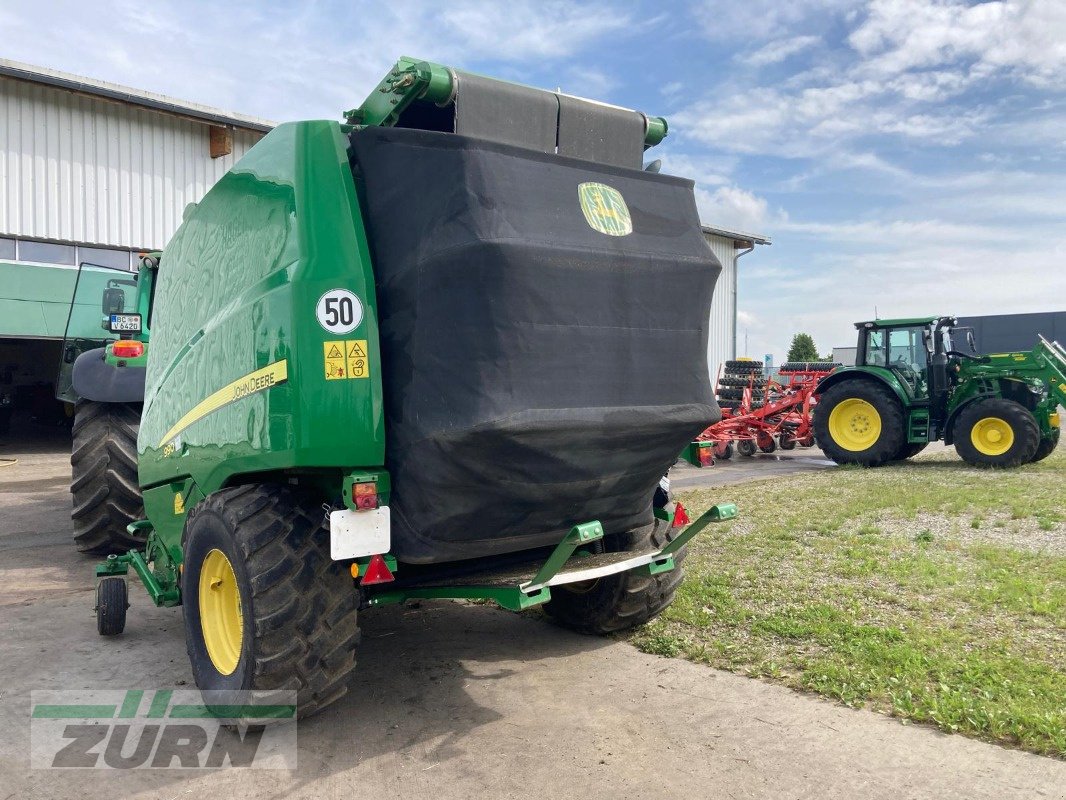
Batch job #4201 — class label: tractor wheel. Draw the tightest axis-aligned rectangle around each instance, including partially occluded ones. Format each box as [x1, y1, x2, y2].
[1030, 428, 1060, 463]
[894, 442, 928, 461]
[737, 439, 757, 457]
[181, 485, 360, 719]
[953, 399, 1040, 468]
[71, 401, 146, 554]
[95, 577, 128, 636]
[814, 381, 905, 466]
[544, 518, 686, 634]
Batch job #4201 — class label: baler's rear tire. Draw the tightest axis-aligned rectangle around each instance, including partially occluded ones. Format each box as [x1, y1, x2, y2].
[814, 381, 905, 466]
[71, 401, 145, 554]
[953, 399, 1040, 468]
[1031, 429, 1060, 463]
[544, 518, 686, 635]
[181, 485, 360, 720]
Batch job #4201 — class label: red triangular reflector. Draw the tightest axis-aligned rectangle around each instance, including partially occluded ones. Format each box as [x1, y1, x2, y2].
[671, 502, 691, 528]
[361, 553, 395, 586]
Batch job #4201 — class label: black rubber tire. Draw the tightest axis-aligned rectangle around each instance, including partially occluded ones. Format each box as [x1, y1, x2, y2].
[814, 380, 905, 466]
[181, 485, 360, 720]
[894, 442, 928, 461]
[737, 439, 757, 457]
[720, 442, 734, 460]
[718, 401, 738, 411]
[96, 577, 128, 636]
[758, 436, 777, 454]
[544, 518, 686, 634]
[953, 399, 1040, 468]
[718, 375, 759, 388]
[779, 431, 797, 450]
[71, 401, 145, 554]
[725, 359, 761, 371]
[1031, 428, 1060, 463]
[717, 388, 765, 401]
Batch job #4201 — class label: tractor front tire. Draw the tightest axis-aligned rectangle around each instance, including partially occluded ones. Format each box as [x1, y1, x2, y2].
[894, 442, 928, 461]
[953, 399, 1040, 468]
[814, 381, 905, 466]
[1031, 428, 1060, 463]
[71, 401, 145, 554]
[544, 518, 686, 635]
[181, 485, 360, 719]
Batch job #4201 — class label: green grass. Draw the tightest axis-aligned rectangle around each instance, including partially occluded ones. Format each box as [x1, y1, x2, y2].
[631, 447, 1066, 757]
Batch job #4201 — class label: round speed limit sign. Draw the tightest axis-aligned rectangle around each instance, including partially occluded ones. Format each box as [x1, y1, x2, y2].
[316, 289, 363, 335]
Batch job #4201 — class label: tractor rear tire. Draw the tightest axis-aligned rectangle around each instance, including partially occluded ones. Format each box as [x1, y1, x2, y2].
[953, 399, 1040, 468]
[1031, 429, 1060, 463]
[544, 518, 686, 634]
[814, 381, 905, 466]
[181, 485, 360, 720]
[71, 401, 145, 554]
[895, 442, 928, 461]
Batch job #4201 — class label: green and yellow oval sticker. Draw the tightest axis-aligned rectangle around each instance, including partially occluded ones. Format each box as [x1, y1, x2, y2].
[578, 182, 632, 236]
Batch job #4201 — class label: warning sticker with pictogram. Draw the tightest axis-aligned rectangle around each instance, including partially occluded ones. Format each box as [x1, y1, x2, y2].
[323, 341, 347, 380]
[346, 339, 369, 379]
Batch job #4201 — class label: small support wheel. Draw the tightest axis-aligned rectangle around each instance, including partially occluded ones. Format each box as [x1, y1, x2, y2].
[757, 432, 777, 453]
[96, 577, 128, 636]
[779, 431, 797, 450]
[737, 439, 757, 457]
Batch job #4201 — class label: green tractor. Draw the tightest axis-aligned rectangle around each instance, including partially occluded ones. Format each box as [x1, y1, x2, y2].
[66, 57, 735, 717]
[814, 316, 1065, 468]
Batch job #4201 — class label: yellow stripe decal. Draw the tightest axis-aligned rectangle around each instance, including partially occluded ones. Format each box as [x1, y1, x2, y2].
[158, 360, 288, 447]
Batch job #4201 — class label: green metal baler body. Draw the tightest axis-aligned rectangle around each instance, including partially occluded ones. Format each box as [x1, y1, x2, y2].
[137, 120, 386, 552]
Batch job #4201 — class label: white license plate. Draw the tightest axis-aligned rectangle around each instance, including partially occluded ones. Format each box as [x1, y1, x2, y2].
[109, 313, 142, 332]
[329, 506, 390, 561]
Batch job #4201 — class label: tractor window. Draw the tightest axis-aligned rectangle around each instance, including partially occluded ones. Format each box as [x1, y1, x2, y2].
[864, 330, 886, 366]
[888, 327, 927, 395]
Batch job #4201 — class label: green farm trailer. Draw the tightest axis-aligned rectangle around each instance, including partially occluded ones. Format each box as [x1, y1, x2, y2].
[69, 57, 732, 717]
[814, 316, 1065, 467]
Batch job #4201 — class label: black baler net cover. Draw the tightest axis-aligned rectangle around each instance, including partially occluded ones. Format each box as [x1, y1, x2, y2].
[350, 127, 721, 564]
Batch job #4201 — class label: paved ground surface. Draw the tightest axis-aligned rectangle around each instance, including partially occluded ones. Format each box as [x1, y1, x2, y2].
[2, 428, 1064, 799]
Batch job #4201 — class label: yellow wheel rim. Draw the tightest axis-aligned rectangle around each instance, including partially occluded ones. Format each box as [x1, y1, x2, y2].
[970, 416, 1014, 456]
[198, 549, 243, 675]
[828, 398, 882, 451]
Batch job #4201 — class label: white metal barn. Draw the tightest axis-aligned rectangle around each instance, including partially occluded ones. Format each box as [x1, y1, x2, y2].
[701, 225, 770, 374]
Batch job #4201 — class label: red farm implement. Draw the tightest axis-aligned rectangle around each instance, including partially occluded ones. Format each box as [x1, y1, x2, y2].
[684, 360, 839, 466]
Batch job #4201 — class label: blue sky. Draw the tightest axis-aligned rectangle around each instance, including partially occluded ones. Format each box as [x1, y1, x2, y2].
[3, 0, 1064, 361]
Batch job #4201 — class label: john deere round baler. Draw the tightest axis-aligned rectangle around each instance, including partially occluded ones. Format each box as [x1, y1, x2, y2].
[75, 58, 734, 717]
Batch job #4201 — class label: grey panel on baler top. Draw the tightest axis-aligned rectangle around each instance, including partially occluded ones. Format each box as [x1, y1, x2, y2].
[453, 71, 558, 153]
[350, 126, 721, 564]
[400, 70, 646, 169]
[557, 93, 645, 169]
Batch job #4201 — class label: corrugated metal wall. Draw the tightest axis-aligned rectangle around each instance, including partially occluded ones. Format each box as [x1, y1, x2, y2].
[703, 232, 738, 381]
[0, 76, 263, 250]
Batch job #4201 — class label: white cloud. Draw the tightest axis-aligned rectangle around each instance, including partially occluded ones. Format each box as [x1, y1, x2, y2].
[695, 185, 771, 232]
[740, 35, 822, 67]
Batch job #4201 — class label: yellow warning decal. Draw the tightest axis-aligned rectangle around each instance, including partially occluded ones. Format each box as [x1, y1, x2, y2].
[347, 340, 369, 379]
[324, 339, 370, 380]
[157, 360, 288, 447]
[324, 341, 347, 380]
[173, 491, 185, 515]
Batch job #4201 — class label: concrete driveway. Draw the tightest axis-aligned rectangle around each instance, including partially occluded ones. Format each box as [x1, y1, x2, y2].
[1, 434, 1063, 799]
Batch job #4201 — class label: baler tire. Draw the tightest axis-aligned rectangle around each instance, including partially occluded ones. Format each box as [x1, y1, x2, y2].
[181, 485, 360, 720]
[814, 381, 905, 467]
[953, 399, 1040, 468]
[544, 518, 686, 635]
[1031, 429, 1060, 463]
[95, 577, 128, 636]
[71, 401, 145, 554]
